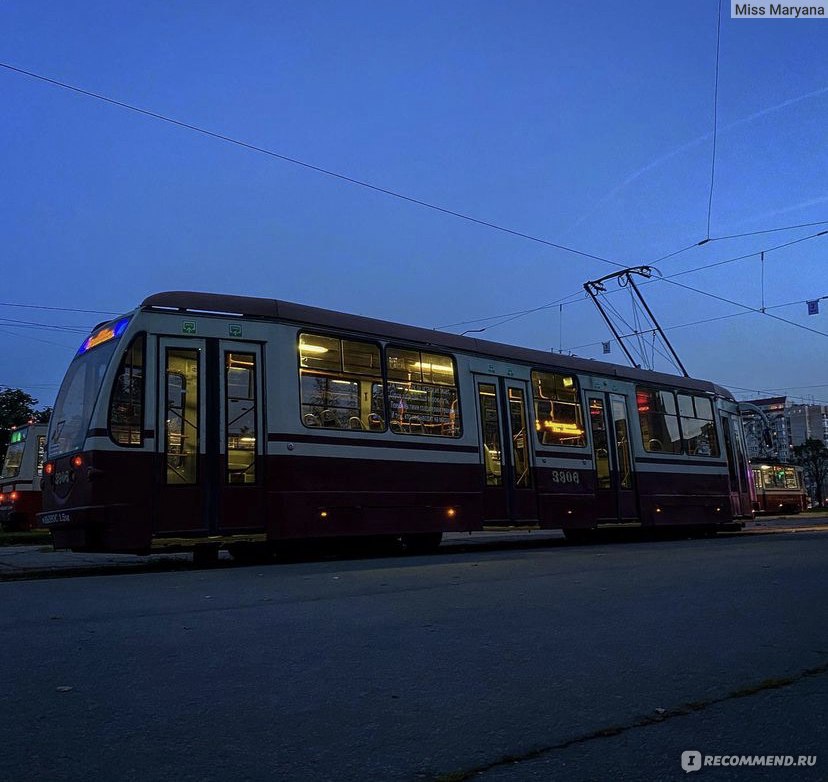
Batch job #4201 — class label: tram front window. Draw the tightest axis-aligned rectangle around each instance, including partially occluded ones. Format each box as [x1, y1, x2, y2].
[1, 439, 26, 479]
[49, 340, 120, 458]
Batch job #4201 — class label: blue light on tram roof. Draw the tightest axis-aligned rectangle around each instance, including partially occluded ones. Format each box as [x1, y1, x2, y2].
[77, 317, 131, 355]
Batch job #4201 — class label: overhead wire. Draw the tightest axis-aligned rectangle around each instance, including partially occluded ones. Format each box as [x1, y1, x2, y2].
[0, 61, 626, 271]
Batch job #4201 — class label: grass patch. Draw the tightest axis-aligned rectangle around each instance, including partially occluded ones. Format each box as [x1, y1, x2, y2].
[0, 530, 51, 546]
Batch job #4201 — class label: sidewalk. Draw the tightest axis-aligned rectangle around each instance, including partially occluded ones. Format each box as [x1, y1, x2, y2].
[1, 516, 826, 581]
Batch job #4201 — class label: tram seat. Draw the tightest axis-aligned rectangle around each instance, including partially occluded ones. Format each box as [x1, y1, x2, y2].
[484, 445, 502, 478]
[368, 413, 384, 431]
[348, 416, 364, 430]
[408, 416, 425, 434]
[320, 409, 338, 427]
[303, 413, 321, 427]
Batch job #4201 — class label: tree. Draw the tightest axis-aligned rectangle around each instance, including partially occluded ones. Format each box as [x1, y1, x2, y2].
[0, 388, 50, 464]
[792, 438, 828, 508]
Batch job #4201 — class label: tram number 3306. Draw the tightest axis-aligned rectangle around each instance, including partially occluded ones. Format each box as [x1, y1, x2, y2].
[550, 470, 580, 485]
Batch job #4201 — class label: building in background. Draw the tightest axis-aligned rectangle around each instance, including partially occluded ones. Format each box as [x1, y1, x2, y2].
[741, 396, 828, 505]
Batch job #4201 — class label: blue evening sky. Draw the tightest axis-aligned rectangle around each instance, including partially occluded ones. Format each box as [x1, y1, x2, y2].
[2, 0, 827, 407]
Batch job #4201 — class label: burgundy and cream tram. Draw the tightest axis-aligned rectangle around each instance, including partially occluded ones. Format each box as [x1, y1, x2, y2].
[1, 423, 48, 531]
[39, 291, 754, 559]
[750, 460, 807, 514]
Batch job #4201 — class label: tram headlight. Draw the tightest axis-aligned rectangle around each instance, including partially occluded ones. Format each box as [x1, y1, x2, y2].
[71, 454, 84, 470]
[10, 491, 19, 503]
[44, 463, 54, 476]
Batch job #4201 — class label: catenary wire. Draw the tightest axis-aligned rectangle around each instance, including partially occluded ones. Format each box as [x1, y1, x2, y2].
[0, 61, 626, 271]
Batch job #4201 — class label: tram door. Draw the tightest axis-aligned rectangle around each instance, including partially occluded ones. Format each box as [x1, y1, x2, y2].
[155, 338, 206, 535]
[217, 341, 265, 533]
[721, 407, 753, 517]
[586, 392, 638, 523]
[474, 376, 537, 523]
[155, 338, 266, 536]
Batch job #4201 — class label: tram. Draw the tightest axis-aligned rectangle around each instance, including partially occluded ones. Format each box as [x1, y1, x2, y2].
[749, 460, 807, 514]
[1, 423, 48, 530]
[39, 291, 754, 559]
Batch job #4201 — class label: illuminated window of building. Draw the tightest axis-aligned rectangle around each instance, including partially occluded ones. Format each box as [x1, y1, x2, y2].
[386, 348, 460, 437]
[531, 371, 586, 447]
[298, 333, 385, 431]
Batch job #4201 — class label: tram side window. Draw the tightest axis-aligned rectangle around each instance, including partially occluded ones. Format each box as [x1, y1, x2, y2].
[531, 371, 586, 447]
[225, 353, 258, 484]
[636, 388, 682, 454]
[165, 349, 199, 485]
[762, 466, 799, 489]
[109, 335, 144, 447]
[386, 348, 460, 437]
[36, 435, 46, 476]
[677, 394, 720, 457]
[299, 333, 385, 431]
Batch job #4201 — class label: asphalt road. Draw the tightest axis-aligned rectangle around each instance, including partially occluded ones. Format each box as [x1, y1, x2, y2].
[2, 531, 826, 782]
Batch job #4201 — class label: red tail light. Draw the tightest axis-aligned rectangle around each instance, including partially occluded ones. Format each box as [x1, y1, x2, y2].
[0, 493, 5, 503]
[71, 455, 84, 469]
[10, 491, 19, 502]
[44, 463, 54, 476]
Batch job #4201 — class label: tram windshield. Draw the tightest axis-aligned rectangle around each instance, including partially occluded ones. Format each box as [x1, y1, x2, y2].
[1, 438, 26, 479]
[48, 318, 130, 458]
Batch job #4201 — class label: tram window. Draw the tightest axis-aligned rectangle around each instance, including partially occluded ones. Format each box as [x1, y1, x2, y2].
[677, 394, 720, 457]
[723, 418, 739, 482]
[761, 466, 798, 490]
[36, 435, 46, 476]
[165, 349, 199, 485]
[508, 387, 532, 488]
[225, 353, 258, 484]
[478, 384, 502, 486]
[299, 333, 384, 431]
[588, 398, 611, 489]
[531, 371, 585, 447]
[109, 335, 145, 447]
[636, 388, 682, 454]
[386, 348, 460, 437]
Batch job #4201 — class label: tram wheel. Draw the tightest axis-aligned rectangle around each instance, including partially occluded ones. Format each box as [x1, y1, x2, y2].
[227, 542, 274, 565]
[563, 528, 592, 545]
[192, 545, 220, 567]
[400, 532, 443, 555]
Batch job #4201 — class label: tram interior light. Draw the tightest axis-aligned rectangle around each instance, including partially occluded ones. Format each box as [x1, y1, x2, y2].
[300, 344, 329, 355]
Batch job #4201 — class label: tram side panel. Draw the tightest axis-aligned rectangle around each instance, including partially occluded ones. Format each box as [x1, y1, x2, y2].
[263, 329, 482, 541]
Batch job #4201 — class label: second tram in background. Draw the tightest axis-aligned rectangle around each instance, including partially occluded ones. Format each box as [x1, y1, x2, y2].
[750, 460, 807, 514]
[0, 423, 48, 531]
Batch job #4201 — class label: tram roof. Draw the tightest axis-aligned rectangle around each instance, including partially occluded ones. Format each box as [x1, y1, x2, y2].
[141, 291, 734, 400]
